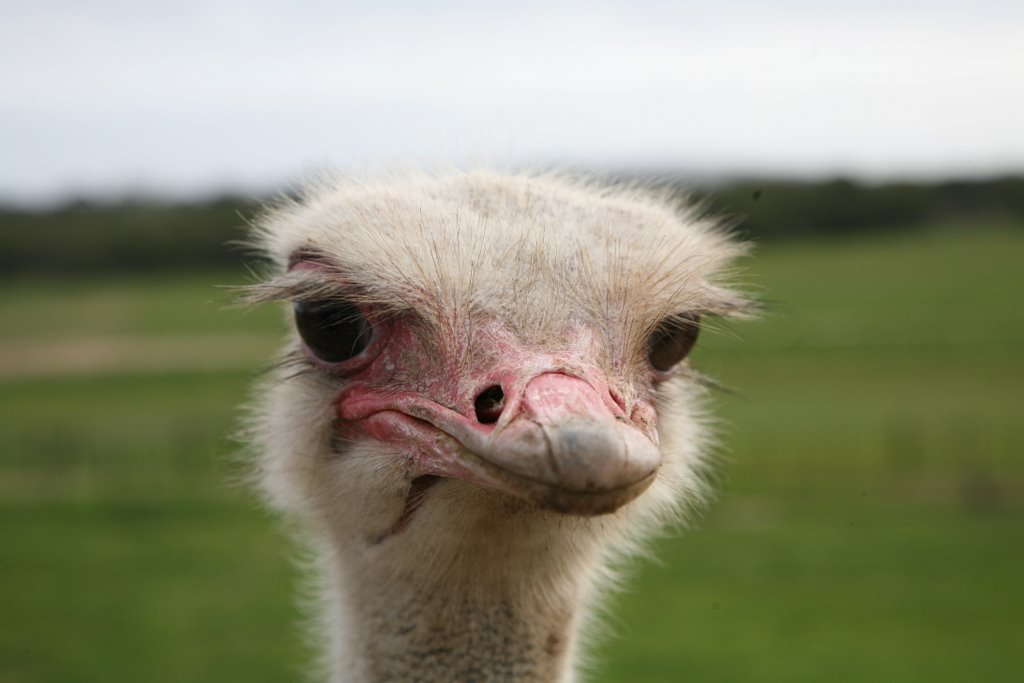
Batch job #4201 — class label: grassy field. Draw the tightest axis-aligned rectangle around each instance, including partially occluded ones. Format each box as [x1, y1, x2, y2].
[1, 226, 1022, 682]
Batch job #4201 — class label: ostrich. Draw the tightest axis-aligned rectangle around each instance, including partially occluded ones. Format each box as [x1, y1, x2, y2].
[243, 170, 752, 682]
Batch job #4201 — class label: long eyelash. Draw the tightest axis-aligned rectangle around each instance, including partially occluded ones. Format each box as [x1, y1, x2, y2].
[233, 272, 413, 333]
[235, 273, 352, 306]
[263, 347, 322, 384]
[679, 366, 737, 394]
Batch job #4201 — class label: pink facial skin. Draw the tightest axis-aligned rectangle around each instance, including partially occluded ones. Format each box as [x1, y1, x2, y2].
[291, 255, 663, 515]
[330, 316, 662, 516]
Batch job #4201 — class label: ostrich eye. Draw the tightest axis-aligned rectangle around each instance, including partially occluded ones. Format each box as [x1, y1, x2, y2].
[647, 313, 701, 372]
[294, 300, 371, 363]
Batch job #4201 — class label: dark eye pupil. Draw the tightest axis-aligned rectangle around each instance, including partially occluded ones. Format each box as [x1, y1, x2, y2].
[294, 300, 370, 363]
[648, 313, 701, 371]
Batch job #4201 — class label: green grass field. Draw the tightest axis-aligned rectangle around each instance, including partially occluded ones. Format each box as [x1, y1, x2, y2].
[1, 226, 1022, 682]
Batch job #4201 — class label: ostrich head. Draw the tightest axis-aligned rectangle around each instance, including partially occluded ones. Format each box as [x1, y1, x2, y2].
[245, 171, 751, 682]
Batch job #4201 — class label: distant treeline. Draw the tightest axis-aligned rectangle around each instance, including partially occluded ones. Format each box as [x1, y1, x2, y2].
[697, 176, 1024, 240]
[0, 197, 256, 276]
[1, 177, 1021, 276]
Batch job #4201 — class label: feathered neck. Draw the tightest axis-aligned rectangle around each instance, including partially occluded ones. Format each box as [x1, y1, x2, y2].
[310, 484, 611, 683]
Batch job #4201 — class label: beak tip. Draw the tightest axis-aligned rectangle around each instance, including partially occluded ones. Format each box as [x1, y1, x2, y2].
[548, 419, 661, 494]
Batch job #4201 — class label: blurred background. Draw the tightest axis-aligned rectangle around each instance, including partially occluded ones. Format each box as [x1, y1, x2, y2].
[1, 1, 1022, 681]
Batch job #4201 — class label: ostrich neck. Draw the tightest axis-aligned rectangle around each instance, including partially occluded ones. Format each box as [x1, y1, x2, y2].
[339, 576, 578, 682]
[322, 512, 596, 682]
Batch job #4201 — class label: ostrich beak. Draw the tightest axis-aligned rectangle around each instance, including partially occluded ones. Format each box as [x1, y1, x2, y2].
[465, 372, 661, 514]
[338, 369, 661, 516]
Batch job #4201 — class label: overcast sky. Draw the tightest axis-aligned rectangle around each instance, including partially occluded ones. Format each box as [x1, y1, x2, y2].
[2, 0, 1022, 203]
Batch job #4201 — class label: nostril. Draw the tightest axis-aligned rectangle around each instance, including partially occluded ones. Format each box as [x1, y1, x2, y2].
[474, 385, 505, 424]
